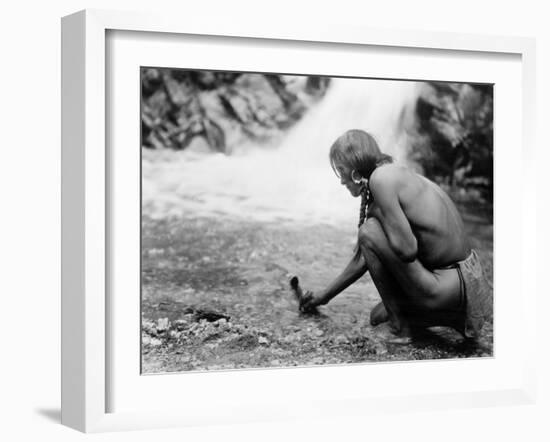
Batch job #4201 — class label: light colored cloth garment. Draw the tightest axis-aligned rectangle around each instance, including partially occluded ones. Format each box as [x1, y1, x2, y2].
[455, 249, 493, 338]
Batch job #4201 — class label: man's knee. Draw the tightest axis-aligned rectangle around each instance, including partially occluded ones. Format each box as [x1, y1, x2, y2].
[358, 217, 385, 251]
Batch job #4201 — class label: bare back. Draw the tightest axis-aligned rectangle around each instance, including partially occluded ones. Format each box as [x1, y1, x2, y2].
[368, 164, 470, 268]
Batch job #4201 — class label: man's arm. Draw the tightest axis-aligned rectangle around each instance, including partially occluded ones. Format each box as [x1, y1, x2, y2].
[369, 168, 418, 262]
[302, 250, 369, 309]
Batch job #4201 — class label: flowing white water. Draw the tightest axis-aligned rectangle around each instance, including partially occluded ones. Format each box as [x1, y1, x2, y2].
[142, 78, 421, 226]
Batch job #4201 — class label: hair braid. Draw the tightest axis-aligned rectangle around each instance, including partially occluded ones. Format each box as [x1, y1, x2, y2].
[358, 183, 369, 228]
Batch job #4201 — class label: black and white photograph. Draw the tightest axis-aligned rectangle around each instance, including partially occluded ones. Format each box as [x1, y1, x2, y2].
[140, 67, 494, 374]
[4, 0, 549, 438]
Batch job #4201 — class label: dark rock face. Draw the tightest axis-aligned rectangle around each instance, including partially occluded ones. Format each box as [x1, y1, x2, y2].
[411, 82, 493, 201]
[141, 68, 330, 154]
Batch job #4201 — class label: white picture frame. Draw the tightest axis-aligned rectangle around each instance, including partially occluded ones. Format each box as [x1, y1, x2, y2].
[61, 9, 537, 433]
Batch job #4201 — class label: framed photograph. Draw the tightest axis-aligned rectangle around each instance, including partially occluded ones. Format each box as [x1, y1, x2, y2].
[61, 9, 537, 433]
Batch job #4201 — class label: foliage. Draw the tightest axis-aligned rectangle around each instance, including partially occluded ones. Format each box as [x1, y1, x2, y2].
[411, 82, 493, 201]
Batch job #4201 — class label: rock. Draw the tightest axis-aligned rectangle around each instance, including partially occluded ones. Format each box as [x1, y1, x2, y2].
[185, 136, 211, 154]
[147, 248, 164, 256]
[142, 69, 321, 152]
[162, 72, 191, 106]
[142, 320, 157, 335]
[334, 335, 348, 345]
[169, 330, 181, 339]
[173, 319, 190, 330]
[227, 334, 259, 350]
[202, 332, 222, 343]
[156, 318, 170, 333]
[258, 336, 269, 345]
[220, 92, 253, 123]
[146, 337, 162, 347]
[193, 309, 230, 323]
[235, 74, 286, 118]
[304, 76, 331, 97]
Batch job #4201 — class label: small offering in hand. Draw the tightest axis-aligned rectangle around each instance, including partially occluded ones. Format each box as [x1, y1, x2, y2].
[289, 276, 317, 314]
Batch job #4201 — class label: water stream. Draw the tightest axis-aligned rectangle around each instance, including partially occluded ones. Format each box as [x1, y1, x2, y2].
[142, 78, 421, 225]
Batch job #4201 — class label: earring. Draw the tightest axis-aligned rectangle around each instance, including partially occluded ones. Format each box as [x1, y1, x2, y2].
[351, 170, 368, 186]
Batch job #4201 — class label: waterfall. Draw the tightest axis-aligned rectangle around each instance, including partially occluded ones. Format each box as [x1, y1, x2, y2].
[142, 78, 421, 225]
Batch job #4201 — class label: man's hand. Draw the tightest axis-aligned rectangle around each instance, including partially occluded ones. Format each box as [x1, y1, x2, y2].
[299, 291, 326, 313]
[289, 276, 327, 314]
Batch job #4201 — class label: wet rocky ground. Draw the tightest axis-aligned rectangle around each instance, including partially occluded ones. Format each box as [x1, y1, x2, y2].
[141, 207, 493, 374]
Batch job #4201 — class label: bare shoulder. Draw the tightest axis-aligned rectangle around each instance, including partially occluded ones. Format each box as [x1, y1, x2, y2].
[369, 163, 414, 192]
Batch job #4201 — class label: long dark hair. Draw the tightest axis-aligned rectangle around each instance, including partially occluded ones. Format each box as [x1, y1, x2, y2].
[329, 129, 392, 228]
[329, 129, 393, 261]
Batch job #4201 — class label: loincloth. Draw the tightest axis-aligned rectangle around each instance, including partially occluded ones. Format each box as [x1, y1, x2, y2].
[454, 249, 493, 339]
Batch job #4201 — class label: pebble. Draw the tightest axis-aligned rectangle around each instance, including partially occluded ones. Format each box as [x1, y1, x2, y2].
[142, 321, 157, 335]
[145, 337, 162, 347]
[335, 335, 348, 345]
[148, 248, 164, 256]
[156, 318, 170, 332]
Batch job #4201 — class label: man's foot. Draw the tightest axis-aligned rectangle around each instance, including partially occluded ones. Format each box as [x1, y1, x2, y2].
[385, 314, 416, 344]
[386, 322, 415, 344]
[387, 335, 414, 345]
[370, 302, 390, 326]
